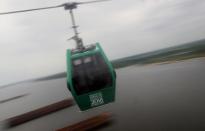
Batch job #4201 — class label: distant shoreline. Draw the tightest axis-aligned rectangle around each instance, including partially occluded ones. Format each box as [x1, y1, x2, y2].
[1, 39, 205, 88]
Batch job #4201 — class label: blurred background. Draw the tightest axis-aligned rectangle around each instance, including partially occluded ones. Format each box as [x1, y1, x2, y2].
[0, 0, 205, 130]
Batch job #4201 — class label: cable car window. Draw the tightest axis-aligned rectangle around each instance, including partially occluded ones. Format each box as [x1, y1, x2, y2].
[73, 59, 82, 66]
[84, 57, 91, 63]
[72, 53, 112, 95]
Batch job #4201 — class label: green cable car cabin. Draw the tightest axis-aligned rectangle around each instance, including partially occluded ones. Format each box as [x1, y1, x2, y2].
[66, 43, 116, 111]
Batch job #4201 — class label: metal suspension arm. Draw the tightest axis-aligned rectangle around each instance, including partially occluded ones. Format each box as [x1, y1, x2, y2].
[69, 9, 84, 50]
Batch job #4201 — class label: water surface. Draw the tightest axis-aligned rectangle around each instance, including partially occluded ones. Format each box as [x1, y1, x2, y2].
[1, 58, 205, 131]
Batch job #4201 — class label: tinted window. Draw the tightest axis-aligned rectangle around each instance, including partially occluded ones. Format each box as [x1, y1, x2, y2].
[72, 53, 112, 95]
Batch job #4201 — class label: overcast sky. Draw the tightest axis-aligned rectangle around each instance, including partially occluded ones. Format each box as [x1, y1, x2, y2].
[0, 0, 205, 85]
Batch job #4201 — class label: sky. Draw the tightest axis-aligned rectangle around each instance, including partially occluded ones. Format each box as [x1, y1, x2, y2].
[0, 0, 205, 86]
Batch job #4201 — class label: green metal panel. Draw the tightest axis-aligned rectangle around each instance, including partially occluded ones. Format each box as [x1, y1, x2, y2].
[66, 43, 116, 111]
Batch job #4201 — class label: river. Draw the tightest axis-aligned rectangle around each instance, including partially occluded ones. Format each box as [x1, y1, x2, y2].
[1, 58, 205, 131]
